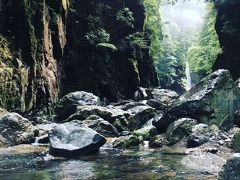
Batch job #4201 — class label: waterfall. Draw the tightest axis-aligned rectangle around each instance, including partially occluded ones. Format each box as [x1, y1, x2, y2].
[185, 60, 192, 90]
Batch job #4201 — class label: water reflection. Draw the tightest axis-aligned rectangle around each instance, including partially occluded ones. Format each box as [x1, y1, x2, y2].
[0, 146, 217, 180]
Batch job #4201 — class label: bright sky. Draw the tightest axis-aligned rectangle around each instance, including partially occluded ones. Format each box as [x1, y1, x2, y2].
[160, 0, 208, 31]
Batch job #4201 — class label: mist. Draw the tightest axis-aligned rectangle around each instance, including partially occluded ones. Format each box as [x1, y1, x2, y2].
[160, 0, 208, 38]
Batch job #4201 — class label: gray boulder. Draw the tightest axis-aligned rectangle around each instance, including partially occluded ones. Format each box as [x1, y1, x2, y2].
[81, 115, 119, 137]
[127, 105, 156, 131]
[218, 153, 240, 180]
[147, 89, 179, 111]
[153, 70, 240, 133]
[0, 113, 38, 147]
[66, 105, 127, 123]
[231, 129, 240, 152]
[49, 121, 106, 157]
[113, 135, 143, 148]
[54, 91, 100, 120]
[165, 118, 198, 146]
[187, 124, 219, 148]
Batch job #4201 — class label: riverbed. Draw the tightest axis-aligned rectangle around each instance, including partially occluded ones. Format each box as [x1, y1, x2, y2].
[0, 144, 217, 180]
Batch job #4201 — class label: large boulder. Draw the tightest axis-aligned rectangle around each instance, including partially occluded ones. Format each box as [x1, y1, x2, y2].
[165, 118, 198, 146]
[0, 113, 38, 147]
[218, 153, 240, 180]
[147, 89, 179, 111]
[54, 91, 100, 120]
[80, 115, 119, 137]
[187, 124, 219, 148]
[49, 121, 106, 157]
[127, 105, 156, 131]
[66, 105, 127, 123]
[231, 129, 240, 152]
[153, 70, 240, 133]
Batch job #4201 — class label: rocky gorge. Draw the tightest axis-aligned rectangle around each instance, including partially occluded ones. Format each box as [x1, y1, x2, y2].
[1, 0, 240, 179]
[0, 69, 240, 179]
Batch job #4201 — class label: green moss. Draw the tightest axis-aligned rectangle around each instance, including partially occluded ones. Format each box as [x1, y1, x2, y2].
[96, 43, 117, 51]
[116, 8, 135, 28]
[0, 35, 13, 63]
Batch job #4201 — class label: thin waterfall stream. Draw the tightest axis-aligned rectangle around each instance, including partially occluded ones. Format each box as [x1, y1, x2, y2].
[185, 59, 192, 90]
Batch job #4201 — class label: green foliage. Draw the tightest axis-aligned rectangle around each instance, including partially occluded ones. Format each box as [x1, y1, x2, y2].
[143, 0, 163, 62]
[85, 28, 110, 45]
[96, 43, 117, 51]
[0, 35, 12, 65]
[116, 8, 135, 28]
[127, 32, 149, 49]
[154, 31, 185, 91]
[188, 4, 221, 83]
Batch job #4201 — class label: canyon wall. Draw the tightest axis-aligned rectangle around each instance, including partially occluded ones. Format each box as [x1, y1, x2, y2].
[0, 0, 158, 114]
[213, 0, 240, 80]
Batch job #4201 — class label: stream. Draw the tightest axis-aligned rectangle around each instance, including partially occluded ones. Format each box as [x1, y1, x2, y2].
[0, 145, 217, 180]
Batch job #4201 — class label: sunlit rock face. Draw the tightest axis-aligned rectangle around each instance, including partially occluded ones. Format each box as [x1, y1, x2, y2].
[153, 69, 240, 133]
[213, 0, 240, 80]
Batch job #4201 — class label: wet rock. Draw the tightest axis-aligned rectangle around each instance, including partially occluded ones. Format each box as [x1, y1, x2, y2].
[153, 70, 240, 133]
[112, 101, 147, 111]
[113, 135, 143, 148]
[182, 153, 226, 174]
[54, 91, 100, 120]
[218, 153, 240, 180]
[81, 115, 119, 137]
[187, 124, 219, 148]
[133, 126, 158, 141]
[134, 87, 150, 101]
[231, 129, 240, 152]
[34, 123, 59, 144]
[66, 105, 127, 124]
[147, 89, 179, 111]
[236, 78, 240, 89]
[165, 118, 198, 146]
[0, 108, 8, 118]
[0, 113, 38, 147]
[49, 121, 106, 157]
[234, 109, 240, 127]
[127, 105, 156, 131]
[149, 135, 165, 148]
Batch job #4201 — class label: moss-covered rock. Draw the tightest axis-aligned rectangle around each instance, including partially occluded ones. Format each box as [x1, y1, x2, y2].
[165, 118, 198, 146]
[231, 130, 240, 153]
[133, 126, 158, 140]
[113, 135, 143, 148]
[218, 153, 240, 180]
[149, 135, 165, 148]
[154, 70, 240, 133]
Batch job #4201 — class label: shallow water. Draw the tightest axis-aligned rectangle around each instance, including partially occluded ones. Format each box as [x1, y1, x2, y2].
[0, 145, 217, 180]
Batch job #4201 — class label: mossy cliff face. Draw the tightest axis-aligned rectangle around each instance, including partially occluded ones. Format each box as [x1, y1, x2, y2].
[0, 0, 68, 113]
[64, 0, 159, 101]
[213, 0, 240, 80]
[0, 0, 158, 113]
